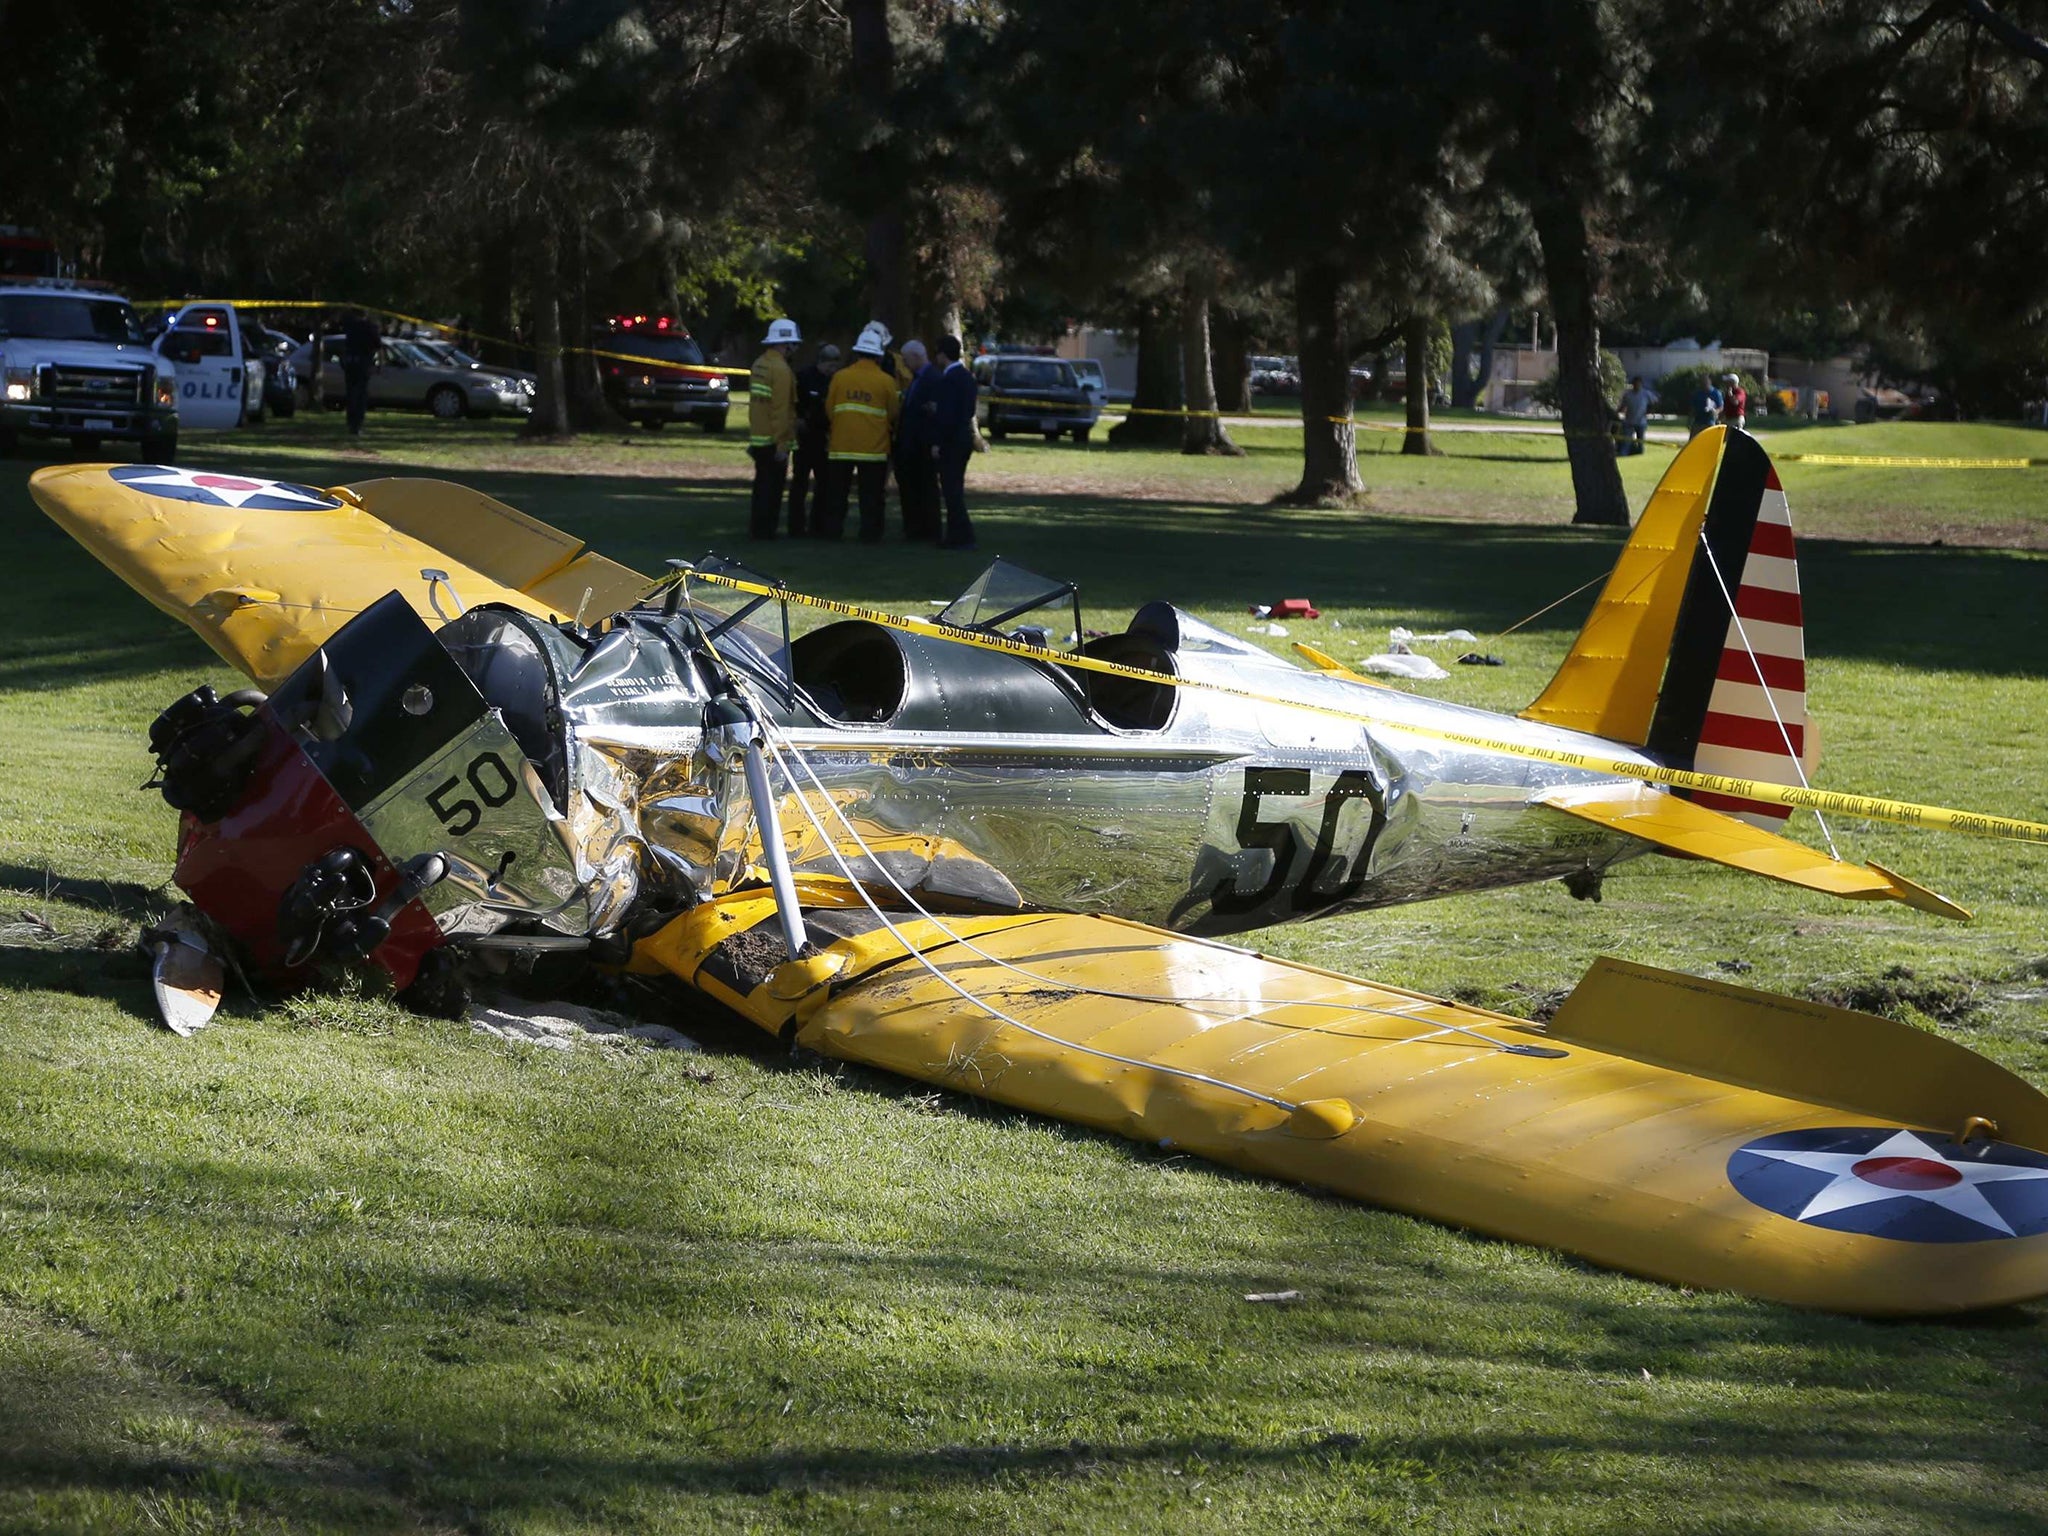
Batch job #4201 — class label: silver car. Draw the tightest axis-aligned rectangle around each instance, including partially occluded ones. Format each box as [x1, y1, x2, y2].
[410, 338, 539, 393]
[292, 336, 534, 418]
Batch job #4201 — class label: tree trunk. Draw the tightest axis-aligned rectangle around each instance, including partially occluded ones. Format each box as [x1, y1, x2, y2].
[1401, 311, 1435, 456]
[1448, 320, 1478, 409]
[1211, 305, 1252, 414]
[1107, 301, 1184, 446]
[849, 0, 908, 337]
[524, 224, 571, 440]
[479, 248, 515, 372]
[1179, 272, 1240, 456]
[1287, 262, 1362, 504]
[1532, 198, 1628, 525]
[1472, 308, 1507, 410]
[563, 222, 619, 432]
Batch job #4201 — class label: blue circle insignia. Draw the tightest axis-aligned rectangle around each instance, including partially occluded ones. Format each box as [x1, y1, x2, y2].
[1727, 1126, 2048, 1243]
[110, 465, 342, 512]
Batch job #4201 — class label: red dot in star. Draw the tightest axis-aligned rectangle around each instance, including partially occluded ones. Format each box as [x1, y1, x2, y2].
[1851, 1155, 1961, 1191]
[190, 474, 263, 491]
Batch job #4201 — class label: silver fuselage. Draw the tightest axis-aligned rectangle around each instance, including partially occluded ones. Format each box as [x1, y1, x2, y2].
[761, 648, 1648, 935]
[375, 602, 1658, 944]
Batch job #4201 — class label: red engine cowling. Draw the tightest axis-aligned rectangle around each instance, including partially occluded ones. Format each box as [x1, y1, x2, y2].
[171, 713, 446, 991]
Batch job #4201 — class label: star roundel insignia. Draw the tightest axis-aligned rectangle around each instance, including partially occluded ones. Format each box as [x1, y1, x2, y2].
[109, 464, 342, 512]
[1728, 1127, 2048, 1243]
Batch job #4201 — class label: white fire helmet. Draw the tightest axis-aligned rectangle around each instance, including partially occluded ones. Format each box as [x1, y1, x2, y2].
[852, 322, 890, 357]
[762, 317, 801, 346]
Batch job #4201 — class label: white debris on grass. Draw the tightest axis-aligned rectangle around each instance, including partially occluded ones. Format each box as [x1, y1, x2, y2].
[1360, 652, 1450, 681]
[469, 992, 702, 1052]
[1388, 625, 1478, 647]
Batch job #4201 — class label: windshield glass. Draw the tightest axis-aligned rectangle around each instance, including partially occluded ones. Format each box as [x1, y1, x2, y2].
[676, 557, 794, 702]
[936, 558, 1079, 642]
[604, 333, 706, 366]
[415, 340, 485, 368]
[159, 328, 234, 362]
[994, 359, 1072, 391]
[384, 339, 440, 367]
[0, 294, 143, 344]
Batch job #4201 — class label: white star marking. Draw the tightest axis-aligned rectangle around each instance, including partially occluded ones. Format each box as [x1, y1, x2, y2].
[117, 466, 335, 510]
[1749, 1128, 2048, 1236]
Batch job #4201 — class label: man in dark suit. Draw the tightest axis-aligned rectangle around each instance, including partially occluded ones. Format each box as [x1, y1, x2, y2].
[894, 340, 941, 540]
[928, 335, 978, 550]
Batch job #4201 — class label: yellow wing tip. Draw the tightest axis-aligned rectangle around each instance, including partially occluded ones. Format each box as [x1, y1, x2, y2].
[1290, 642, 1390, 688]
[1866, 861, 1972, 922]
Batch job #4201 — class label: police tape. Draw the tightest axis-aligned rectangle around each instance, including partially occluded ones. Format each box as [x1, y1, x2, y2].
[143, 298, 755, 377]
[1771, 453, 2047, 469]
[673, 566, 2048, 848]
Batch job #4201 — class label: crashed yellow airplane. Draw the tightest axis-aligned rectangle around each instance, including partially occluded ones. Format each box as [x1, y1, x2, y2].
[29, 428, 2048, 1315]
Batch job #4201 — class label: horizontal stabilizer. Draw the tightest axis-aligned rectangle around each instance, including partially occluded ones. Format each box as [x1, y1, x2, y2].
[1535, 781, 1970, 920]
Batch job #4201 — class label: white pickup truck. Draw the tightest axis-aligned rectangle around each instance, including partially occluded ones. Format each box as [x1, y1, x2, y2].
[0, 284, 278, 462]
[0, 278, 182, 460]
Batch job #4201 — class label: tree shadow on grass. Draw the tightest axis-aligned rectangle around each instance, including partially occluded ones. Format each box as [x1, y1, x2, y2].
[0, 940, 156, 1014]
[0, 862, 167, 920]
[0, 1304, 435, 1533]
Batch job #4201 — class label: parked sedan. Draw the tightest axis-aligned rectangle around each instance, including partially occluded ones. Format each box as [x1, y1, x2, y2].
[290, 336, 534, 418]
[1249, 354, 1301, 395]
[411, 337, 538, 392]
[972, 354, 1100, 443]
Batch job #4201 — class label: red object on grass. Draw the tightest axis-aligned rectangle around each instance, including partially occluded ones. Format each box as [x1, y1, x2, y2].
[1268, 598, 1320, 620]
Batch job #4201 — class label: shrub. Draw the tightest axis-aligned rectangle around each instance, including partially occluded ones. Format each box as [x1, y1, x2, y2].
[1531, 349, 1627, 412]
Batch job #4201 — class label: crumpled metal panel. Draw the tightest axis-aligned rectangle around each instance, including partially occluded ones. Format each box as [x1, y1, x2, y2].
[359, 713, 590, 936]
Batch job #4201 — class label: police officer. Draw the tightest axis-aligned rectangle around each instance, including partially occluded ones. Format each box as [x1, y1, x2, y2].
[339, 308, 380, 437]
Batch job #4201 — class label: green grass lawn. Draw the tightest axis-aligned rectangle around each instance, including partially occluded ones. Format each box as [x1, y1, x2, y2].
[3, 413, 2046, 1533]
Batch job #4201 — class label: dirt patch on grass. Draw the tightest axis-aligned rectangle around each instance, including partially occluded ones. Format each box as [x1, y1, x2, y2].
[1807, 963, 1983, 1022]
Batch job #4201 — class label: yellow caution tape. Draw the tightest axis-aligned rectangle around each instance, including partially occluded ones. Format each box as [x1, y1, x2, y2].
[1772, 453, 2046, 469]
[141, 298, 754, 377]
[676, 567, 2048, 847]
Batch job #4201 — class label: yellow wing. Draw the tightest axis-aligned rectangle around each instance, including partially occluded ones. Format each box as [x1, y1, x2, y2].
[27, 465, 648, 687]
[631, 884, 2048, 1316]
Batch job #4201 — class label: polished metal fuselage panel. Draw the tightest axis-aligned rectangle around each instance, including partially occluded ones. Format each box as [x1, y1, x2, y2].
[506, 601, 1658, 938]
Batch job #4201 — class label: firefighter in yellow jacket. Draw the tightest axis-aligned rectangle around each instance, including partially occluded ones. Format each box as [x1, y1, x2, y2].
[747, 318, 801, 540]
[818, 322, 901, 543]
